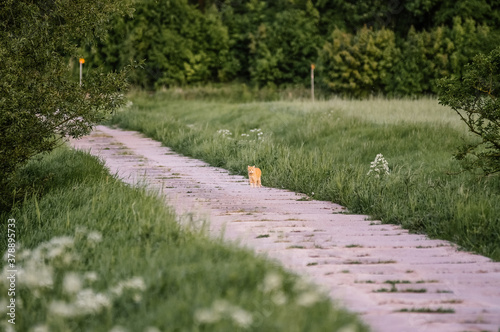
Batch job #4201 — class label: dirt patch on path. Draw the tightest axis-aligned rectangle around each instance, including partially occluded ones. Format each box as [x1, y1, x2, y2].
[71, 125, 500, 332]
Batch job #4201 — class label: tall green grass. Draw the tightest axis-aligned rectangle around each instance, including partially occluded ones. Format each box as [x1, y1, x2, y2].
[0, 147, 368, 331]
[109, 91, 500, 261]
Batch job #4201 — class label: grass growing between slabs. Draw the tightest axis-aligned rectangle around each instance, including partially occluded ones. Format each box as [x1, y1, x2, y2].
[108, 90, 500, 261]
[0, 148, 368, 332]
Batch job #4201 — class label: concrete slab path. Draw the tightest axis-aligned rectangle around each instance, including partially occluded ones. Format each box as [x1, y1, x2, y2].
[70, 125, 500, 332]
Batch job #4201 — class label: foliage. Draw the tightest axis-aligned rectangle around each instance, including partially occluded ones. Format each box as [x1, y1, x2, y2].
[319, 26, 398, 97]
[0, 147, 368, 331]
[438, 47, 500, 176]
[0, 0, 132, 210]
[246, 4, 321, 87]
[316, 0, 500, 35]
[108, 92, 500, 260]
[90, 0, 232, 89]
[319, 18, 497, 97]
[89, 0, 500, 95]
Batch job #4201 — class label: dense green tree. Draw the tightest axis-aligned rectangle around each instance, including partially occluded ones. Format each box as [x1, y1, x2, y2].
[248, 5, 320, 86]
[319, 26, 398, 97]
[315, 0, 500, 36]
[0, 0, 132, 209]
[438, 47, 500, 175]
[220, 0, 320, 86]
[90, 0, 232, 88]
[387, 18, 496, 96]
[88, 0, 500, 95]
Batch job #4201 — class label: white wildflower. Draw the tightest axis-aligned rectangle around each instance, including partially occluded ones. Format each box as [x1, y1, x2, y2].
[75, 288, 111, 314]
[16, 261, 53, 289]
[296, 291, 321, 307]
[194, 299, 253, 328]
[261, 272, 283, 293]
[36, 236, 76, 264]
[75, 226, 88, 236]
[49, 301, 77, 318]
[48, 236, 74, 249]
[367, 153, 390, 178]
[216, 129, 232, 138]
[272, 291, 287, 305]
[212, 299, 232, 315]
[63, 272, 82, 294]
[50, 288, 111, 318]
[110, 276, 146, 297]
[231, 307, 253, 328]
[84, 271, 99, 283]
[87, 231, 103, 244]
[194, 308, 221, 324]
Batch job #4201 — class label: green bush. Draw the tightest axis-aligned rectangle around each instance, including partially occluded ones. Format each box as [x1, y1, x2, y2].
[438, 46, 500, 176]
[0, 0, 131, 212]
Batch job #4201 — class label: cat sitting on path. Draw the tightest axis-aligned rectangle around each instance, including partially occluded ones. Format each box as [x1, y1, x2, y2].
[247, 165, 262, 188]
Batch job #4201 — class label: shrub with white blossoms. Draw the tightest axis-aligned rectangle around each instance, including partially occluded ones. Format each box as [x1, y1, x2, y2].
[367, 153, 390, 178]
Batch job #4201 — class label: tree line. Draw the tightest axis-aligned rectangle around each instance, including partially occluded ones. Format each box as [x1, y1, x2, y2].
[88, 0, 500, 96]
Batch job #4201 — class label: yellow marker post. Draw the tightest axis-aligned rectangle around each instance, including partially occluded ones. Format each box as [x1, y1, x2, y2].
[79, 58, 85, 86]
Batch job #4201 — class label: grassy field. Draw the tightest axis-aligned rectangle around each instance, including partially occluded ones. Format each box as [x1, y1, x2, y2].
[108, 90, 500, 261]
[0, 147, 368, 331]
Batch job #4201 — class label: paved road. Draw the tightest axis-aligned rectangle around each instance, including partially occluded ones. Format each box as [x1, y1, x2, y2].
[70, 125, 500, 332]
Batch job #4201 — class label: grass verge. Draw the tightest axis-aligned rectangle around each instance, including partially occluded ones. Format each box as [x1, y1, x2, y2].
[0, 147, 368, 332]
[108, 90, 500, 261]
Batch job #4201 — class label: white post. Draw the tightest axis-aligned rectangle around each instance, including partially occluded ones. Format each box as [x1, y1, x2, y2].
[311, 64, 315, 102]
[79, 58, 85, 86]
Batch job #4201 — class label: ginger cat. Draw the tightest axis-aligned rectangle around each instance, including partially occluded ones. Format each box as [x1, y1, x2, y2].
[247, 165, 262, 188]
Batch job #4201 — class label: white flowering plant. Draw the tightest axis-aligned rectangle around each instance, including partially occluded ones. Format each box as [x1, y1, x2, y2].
[216, 129, 233, 139]
[367, 153, 390, 178]
[0, 228, 146, 330]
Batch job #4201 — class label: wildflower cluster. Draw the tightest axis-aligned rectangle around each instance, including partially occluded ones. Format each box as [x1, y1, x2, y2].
[194, 299, 253, 328]
[240, 128, 265, 141]
[0, 228, 147, 331]
[367, 153, 390, 178]
[193, 271, 327, 330]
[216, 129, 232, 139]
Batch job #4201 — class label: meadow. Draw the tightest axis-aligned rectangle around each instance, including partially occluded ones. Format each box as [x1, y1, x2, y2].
[108, 89, 500, 261]
[0, 147, 368, 331]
